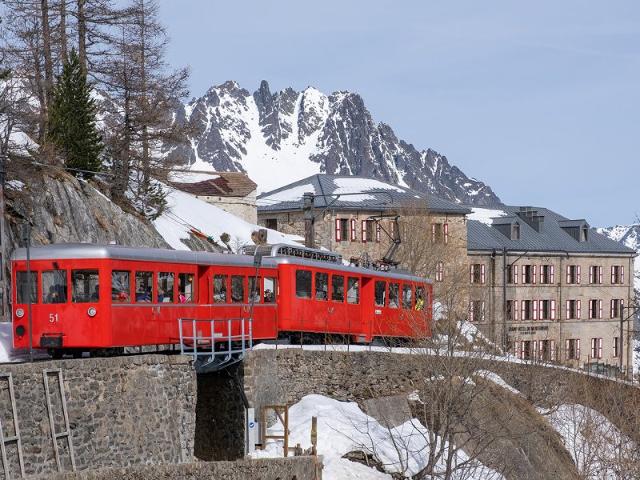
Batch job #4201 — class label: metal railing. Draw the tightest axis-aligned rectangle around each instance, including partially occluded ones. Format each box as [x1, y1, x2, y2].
[178, 317, 253, 372]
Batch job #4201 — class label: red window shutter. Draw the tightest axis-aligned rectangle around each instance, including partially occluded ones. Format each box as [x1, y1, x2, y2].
[532, 265, 537, 284]
[621, 266, 625, 284]
[376, 222, 381, 242]
[350, 219, 356, 241]
[599, 266, 603, 284]
[577, 300, 581, 319]
[444, 223, 449, 244]
[599, 299, 603, 319]
[551, 300, 556, 320]
[589, 266, 594, 284]
[514, 300, 519, 320]
[481, 264, 486, 284]
[550, 265, 555, 284]
[577, 265, 581, 284]
[533, 300, 538, 320]
[361, 220, 367, 242]
[576, 339, 581, 359]
[566, 265, 570, 283]
[335, 219, 342, 242]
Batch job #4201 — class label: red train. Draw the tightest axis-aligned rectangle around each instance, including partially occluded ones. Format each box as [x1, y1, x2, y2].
[11, 244, 432, 357]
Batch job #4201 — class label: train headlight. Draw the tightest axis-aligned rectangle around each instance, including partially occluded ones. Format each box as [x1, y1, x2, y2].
[15, 308, 24, 319]
[87, 307, 97, 317]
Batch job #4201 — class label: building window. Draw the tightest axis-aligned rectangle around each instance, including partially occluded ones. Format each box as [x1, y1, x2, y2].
[469, 301, 485, 322]
[589, 266, 603, 284]
[611, 265, 625, 284]
[335, 218, 349, 242]
[521, 265, 536, 284]
[506, 300, 519, 321]
[538, 339, 556, 361]
[566, 265, 581, 284]
[610, 299, 623, 318]
[521, 300, 535, 321]
[565, 300, 581, 320]
[435, 262, 444, 282]
[538, 300, 556, 320]
[590, 337, 603, 359]
[470, 264, 485, 284]
[361, 220, 376, 243]
[511, 223, 520, 240]
[613, 337, 619, 358]
[264, 218, 278, 230]
[519, 340, 533, 360]
[588, 299, 602, 319]
[507, 264, 518, 284]
[431, 223, 448, 244]
[565, 339, 580, 360]
[540, 265, 554, 284]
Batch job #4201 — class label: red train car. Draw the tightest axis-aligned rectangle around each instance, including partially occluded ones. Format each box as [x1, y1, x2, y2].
[11, 244, 431, 356]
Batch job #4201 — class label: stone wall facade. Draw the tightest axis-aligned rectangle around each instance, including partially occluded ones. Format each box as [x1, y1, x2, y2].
[468, 252, 636, 369]
[198, 191, 257, 224]
[0, 354, 195, 478]
[36, 457, 322, 480]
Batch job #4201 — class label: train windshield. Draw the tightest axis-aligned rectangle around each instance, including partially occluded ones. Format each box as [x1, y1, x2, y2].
[42, 270, 67, 304]
[72, 270, 99, 303]
[16, 271, 37, 304]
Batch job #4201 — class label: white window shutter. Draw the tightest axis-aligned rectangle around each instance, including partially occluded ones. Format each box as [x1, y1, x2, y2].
[577, 265, 581, 284]
[444, 223, 449, 244]
[610, 299, 614, 318]
[431, 224, 436, 243]
[577, 300, 581, 319]
[598, 338, 603, 359]
[469, 302, 474, 322]
[532, 265, 537, 284]
[599, 266, 603, 284]
[481, 264, 486, 284]
[481, 301, 486, 321]
[599, 299, 603, 319]
[470, 265, 474, 283]
[550, 265, 555, 284]
[566, 265, 570, 283]
[589, 266, 594, 284]
[514, 265, 518, 284]
[361, 220, 367, 242]
[533, 300, 538, 320]
[350, 219, 356, 241]
[335, 219, 341, 242]
[621, 266, 625, 284]
[514, 300, 519, 320]
[376, 222, 381, 242]
[565, 339, 570, 359]
[611, 266, 615, 284]
[551, 300, 556, 320]
[551, 340, 556, 361]
[576, 339, 581, 359]
[566, 300, 570, 320]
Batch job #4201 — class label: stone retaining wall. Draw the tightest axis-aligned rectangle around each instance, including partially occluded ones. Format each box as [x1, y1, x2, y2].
[36, 457, 322, 480]
[0, 354, 196, 478]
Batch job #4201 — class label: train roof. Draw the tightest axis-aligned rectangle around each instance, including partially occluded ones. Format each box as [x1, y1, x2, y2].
[11, 244, 430, 283]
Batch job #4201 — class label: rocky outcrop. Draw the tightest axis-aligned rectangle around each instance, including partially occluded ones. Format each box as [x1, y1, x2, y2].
[6, 165, 168, 253]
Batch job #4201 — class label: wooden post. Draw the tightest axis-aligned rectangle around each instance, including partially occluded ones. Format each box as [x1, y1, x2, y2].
[311, 416, 318, 456]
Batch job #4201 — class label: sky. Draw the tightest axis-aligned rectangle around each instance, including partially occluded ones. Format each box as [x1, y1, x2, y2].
[158, 1, 640, 227]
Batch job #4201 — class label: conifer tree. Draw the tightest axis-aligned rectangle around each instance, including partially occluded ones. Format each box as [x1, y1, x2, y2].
[48, 49, 103, 177]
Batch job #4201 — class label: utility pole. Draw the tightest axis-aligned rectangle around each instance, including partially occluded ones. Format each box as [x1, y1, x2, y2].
[0, 152, 7, 322]
[303, 192, 315, 249]
[620, 304, 639, 378]
[23, 223, 33, 363]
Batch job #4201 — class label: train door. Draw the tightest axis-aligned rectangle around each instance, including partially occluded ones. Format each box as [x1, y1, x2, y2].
[344, 275, 365, 341]
[358, 276, 374, 342]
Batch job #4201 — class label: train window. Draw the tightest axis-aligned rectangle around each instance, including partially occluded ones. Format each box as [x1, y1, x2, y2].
[402, 285, 413, 309]
[111, 271, 130, 303]
[295, 270, 312, 299]
[347, 277, 359, 304]
[178, 273, 194, 303]
[389, 283, 399, 309]
[331, 275, 344, 302]
[72, 270, 99, 303]
[315, 272, 328, 301]
[231, 276, 245, 303]
[16, 271, 37, 304]
[158, 272, 174, 303]
[135, 272, 153, 303]
[248, 277, 261, 303]
[263, 277, 276, 303]
[42, 270, 67, 304]
[415, 286, 425, 311]
[374, 281, 386, 307]
[213, 275, 228, 303]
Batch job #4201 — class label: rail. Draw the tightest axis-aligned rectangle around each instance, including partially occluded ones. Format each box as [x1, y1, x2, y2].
[178, 317, 253, 372]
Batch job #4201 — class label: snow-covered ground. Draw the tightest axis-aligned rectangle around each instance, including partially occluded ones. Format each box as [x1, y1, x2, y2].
[252, 394, 504, 479]
[539, 404, 632, 480]
[153, 184, 302, 250]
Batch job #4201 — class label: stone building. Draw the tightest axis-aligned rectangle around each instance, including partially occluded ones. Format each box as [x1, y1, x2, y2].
[170, 171, 257, 223]
[257, 174, 471, 305]
[467, 206, 637, 370]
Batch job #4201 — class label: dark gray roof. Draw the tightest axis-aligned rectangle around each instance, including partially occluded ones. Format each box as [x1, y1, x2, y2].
[467, 206, 636, 255]
[257, 174, 471, 215]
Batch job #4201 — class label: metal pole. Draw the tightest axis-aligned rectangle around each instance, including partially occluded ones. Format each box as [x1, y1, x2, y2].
[619, 305, 624, 374]
[0, 153, 7, 322]
[23, 224, 33, 363]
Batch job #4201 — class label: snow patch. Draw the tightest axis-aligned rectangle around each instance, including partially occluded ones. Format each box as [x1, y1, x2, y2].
[257, 184, 315, 205]
[6, 180, 25, 191]
[467, 207, 507, 225]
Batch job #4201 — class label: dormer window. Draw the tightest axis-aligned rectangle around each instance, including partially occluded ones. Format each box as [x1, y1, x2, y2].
[559, 219, 589, 242]
[580, 226, 588, 242]
[512, 223, 520, 240]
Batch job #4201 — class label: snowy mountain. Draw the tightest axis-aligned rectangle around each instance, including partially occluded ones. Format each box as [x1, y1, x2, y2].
[165, 80, 501, 205]
[597, 224, 640, 291]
